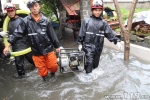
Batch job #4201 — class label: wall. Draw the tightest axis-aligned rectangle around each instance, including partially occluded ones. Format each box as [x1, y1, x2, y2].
[104, 38, 150, 63]
[80, 0, 91, 22]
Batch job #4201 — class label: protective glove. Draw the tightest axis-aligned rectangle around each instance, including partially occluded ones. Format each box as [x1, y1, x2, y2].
[116, 42, 122, 50]
[78, 44, 82, 51]
[0, 31, 8, 37]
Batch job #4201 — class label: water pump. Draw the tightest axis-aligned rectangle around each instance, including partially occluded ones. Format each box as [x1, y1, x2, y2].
[58, 47, 85, 73]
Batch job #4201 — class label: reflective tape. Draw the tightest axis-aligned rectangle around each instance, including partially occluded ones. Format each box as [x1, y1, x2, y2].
[96, 34, 104, 37]
[99, 31, 104, 33]
[86, 32, 93, 34]
[40, 32, 45, 34]
[28, 33, 37, 36]
[86, 32, 104, 37]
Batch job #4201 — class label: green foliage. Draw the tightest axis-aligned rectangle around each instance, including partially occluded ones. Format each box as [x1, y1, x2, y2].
[115, 28, 121, 32]
[135, 8, 150, 13]
[138, 31, 142, 34]
[110, 7, 150, 23]
[146, 33, 150, 37]
[40, 3, 54, 18]
[120, 8, 129, 23]
[131, 31, 136, 34]
[40, 0, 60, 22]
[108, 7, 129, 23]
[50, 16, 59, 23]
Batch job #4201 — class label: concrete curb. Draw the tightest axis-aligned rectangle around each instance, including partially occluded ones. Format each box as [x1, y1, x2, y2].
[104, 38, 150, 63]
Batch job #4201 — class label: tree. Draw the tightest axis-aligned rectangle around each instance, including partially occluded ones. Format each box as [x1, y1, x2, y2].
[113, 0, 138, 60]
[40, 0, 60, 21]
[40, 1, 54, 19]
[40, 0, 66, 36]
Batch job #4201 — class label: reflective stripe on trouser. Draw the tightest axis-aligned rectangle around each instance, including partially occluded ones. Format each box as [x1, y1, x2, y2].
[32, 51, 58, 77]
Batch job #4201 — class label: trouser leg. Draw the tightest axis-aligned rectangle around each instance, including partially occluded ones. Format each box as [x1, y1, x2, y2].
[84, 54, 94, 73]
[46, 51, 58, 74]
[24, 52, 34, 65]
[93, 53, 101, 69]
[83, 46, 94, 73]
[15, 56, 25, 76]
[32, 55, 48, 77]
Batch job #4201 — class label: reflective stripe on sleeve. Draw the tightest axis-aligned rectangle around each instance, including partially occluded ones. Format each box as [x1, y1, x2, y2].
[86, 32, 94, 34]
[28, 33, 37, 36]
[86, 32, 104, 36]
[96, 34, 104, 36]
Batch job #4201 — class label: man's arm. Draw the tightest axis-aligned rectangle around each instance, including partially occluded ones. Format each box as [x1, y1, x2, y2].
[3, 20, 27, 55]
[77, 19, 87, 51]
[103, 21, 120, 44]
[103, 21, 122, 50]
[8, 21, 27, 45]
[77, 20, 87, 45]
[47, 21, 60, 52]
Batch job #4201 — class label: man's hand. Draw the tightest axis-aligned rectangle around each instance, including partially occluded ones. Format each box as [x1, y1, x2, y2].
[0, 31, 8, 37]
[116, 42, 122, 50]
[78, 44, 82, 51]
[3, 47, 9, 56]
[3, 43, 11, 56]
[56, 48, 60, 53]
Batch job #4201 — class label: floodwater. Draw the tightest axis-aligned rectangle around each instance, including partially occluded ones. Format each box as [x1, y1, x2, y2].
[0, 46, 150, 100]
[0, 28, 150, 100]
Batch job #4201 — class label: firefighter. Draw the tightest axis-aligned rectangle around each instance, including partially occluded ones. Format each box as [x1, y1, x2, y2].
[3, 0, 60, 80]
[77, 0, 122, 74]
[3, 3, 34, 77]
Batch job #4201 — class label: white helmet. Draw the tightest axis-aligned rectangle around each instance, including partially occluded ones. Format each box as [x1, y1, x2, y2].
[4, 3, 16, 11]
[27, 0, 40, 8]
[91, 0, 103, 9]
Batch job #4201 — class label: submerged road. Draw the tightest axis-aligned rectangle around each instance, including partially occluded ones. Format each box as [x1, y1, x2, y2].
[0, 28, 150, 100]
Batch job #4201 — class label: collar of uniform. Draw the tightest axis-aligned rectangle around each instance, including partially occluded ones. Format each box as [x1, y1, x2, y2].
[28, 13, 46, 23]
[10, 15, 19, 21]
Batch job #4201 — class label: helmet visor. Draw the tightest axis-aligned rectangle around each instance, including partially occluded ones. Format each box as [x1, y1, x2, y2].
[5, 7, 16, 12]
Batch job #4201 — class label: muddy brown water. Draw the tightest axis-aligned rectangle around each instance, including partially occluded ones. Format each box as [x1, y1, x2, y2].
[0, 28, 150, 100]
[0, 46, 150, 100]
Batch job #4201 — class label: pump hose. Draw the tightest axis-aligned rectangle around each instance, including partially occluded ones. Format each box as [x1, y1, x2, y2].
[3, 10, 31, 57]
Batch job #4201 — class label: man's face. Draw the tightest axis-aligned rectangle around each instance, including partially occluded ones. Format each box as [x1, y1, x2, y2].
[30, 2, 40, 15]
[92, 8, 102, 17]
[7, 10, 16, 18]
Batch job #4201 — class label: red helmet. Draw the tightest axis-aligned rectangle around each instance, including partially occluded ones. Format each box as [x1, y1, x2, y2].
[4, 3, 16, 11]
[91, 0, 103, 9]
